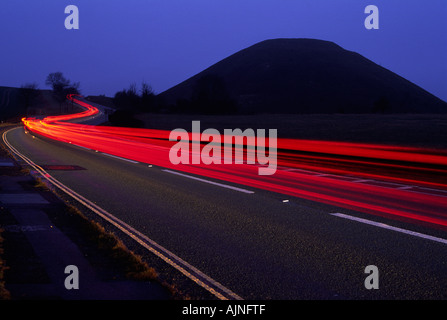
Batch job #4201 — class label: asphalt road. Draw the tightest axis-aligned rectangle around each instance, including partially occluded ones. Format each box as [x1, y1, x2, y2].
[4, 126, 447, 299]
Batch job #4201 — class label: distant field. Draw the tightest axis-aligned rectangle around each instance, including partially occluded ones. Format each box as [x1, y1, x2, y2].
[136, 113, 447, 149]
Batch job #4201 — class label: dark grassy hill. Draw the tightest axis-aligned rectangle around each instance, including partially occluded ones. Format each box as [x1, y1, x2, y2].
[158, 38, 447, 114]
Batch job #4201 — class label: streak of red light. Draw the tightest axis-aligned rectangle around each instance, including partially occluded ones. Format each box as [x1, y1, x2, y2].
[22, 95, 447, 230]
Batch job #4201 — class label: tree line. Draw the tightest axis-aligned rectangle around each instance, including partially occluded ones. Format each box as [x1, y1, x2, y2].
[45, 72, 80, 110]
[113, 82, 160, 113]
[14, 72, 239, 123]
[113, 74, 238, 115]
[16, 72, 80, 117]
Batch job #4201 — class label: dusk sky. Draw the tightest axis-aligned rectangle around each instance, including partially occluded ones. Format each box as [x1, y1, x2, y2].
[1, 0, 446, 101]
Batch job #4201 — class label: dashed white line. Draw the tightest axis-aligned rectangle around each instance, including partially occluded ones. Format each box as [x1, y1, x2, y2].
[396, 186, 413, 190]
[279, 166, 447, 198]
[101, 152, 139, 164]
[72, 144, 91, 150]
[351, 179, 370, 183]
[417, 187, 447, 195]
[162, 169, 255, 194]
[330, 212, 447, 245]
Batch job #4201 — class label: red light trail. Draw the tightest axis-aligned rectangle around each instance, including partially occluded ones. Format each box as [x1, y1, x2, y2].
[22, 95, 447, 230]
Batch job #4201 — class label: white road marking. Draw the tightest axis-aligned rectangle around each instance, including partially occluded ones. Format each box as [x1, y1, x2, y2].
[417, 187, 447, 195]
[72, 144, 91, 150]
[101, 152, 139, 164]
[162, 169, 255, 194]
[351, 179, 370, 183]
[396, 186, 413, 190]
[279, 166, 447, 198]
[330, 212, 447, 245]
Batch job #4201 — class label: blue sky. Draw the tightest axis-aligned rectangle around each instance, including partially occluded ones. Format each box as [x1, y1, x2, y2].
[1, 0, 446, 101]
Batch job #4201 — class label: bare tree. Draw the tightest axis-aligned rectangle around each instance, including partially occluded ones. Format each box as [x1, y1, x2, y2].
[141, 82, 153, 97]
[45, 72, 80, 113]
[140, 81, 156, 112]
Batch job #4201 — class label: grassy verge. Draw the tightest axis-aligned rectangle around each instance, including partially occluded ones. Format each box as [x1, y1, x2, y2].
[65, 204, 159, 281]
[31, 176, 160, 281]
[32, 177, 182, 299]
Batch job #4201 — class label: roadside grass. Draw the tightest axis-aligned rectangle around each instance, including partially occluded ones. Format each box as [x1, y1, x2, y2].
[64, 204, 159, 281]
[50, 199, 183, 298]
[28, 171, 160, 283]
[36, 176, 184, 298]
[2, 148, 162, 284]
[33, 177, 50, 191]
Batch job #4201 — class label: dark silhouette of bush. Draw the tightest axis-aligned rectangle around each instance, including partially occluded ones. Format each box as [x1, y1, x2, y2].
[45, 72, 80, 112]
[113, 83, 140, 111]
[113, 82, 162, 113]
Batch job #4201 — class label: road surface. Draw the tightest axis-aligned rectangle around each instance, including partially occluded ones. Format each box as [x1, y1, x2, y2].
[4, 124, 447, 300]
